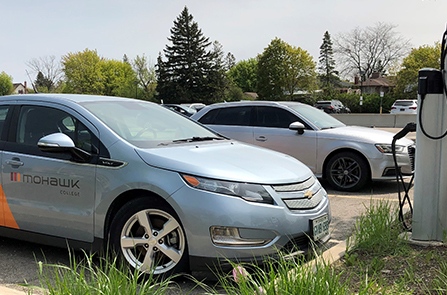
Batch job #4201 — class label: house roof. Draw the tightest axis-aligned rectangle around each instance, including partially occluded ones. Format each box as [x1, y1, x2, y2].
[13, 83, 25, 89]
[355, 73, 394, 87]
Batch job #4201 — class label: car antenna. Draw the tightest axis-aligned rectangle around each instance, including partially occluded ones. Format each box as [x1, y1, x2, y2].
[25, 69, 38, 93]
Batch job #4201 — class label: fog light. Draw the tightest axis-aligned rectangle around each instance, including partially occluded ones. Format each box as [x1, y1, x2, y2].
[210, 226, 271, 247]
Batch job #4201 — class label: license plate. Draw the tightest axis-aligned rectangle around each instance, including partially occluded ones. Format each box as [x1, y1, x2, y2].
[400, 108, 405, 111]
[311, 214, 329, 241]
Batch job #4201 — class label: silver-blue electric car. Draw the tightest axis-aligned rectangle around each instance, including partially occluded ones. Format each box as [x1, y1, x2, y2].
[0, 94, 330, 276]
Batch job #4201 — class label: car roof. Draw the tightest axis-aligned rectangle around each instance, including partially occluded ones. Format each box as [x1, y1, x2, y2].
[1, 93, 135, 104]
[202, 100, 307, 109]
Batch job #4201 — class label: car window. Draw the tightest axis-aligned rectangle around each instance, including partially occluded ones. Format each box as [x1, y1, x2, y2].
[287, 104, 345, 129]
[199, 106, 252, 126]
[16, 106, 95, 153]
[0, 106, 9, 139]
[394, 101, 415, 106]
[255, 106, 299, 128]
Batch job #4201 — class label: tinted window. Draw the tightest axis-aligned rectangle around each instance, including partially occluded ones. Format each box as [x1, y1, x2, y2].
[255, 107, 299, 128]
[394, 101, 416, 106]
[0, 106, 9, 138]
[16, 106, 95, 153]
[201, 107, 252, 126]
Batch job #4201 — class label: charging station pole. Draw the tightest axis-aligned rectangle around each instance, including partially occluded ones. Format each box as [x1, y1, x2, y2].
[412, 68, 447, 241]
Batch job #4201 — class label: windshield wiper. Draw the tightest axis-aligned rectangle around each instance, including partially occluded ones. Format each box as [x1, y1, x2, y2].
[172, 136, 225, 143]
[158, 136, 225, 146]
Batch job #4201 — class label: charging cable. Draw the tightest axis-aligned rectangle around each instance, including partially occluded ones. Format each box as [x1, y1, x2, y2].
[392, 122, 416, 230]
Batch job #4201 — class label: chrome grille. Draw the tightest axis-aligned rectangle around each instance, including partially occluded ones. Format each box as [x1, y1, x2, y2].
[272, 176, 315, 192]
[408, 145, 415, 171]
[272, 176, 324, 210]
[282, 189, 324, 210]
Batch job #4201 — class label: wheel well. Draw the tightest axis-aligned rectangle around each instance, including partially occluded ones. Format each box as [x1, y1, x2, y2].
[322, 148, 371, 179]
[103, 189, 171, 242]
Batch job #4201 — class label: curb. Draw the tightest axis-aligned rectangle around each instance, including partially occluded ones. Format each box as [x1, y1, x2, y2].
[0, 286, 28, 295]
[307, 240, 347, 271]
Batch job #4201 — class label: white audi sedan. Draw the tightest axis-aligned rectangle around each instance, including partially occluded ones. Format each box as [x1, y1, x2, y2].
[192, 101, 415, 191]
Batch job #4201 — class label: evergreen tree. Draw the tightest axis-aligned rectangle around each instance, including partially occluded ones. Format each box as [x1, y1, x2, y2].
[318, 31, 339, 89]
[225, 52, 236, 71]
[156, 6, 226, 104]
[35, 71, 53, 92]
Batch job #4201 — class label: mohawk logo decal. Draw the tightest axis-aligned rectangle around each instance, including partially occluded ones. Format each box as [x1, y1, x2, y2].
[11, 172, 20, 182]
[11, 173, 80, 189]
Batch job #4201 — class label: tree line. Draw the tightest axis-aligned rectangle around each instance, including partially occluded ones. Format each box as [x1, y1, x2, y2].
[0, 6, 442, 113]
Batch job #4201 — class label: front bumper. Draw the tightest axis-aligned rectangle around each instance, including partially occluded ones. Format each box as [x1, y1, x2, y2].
[370, 145, 415, 180]
[167, 177, 331, 271]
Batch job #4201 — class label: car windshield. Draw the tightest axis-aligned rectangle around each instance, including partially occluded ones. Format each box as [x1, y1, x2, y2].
[287, 104, 346, 129]
[81, 100, 220, 148]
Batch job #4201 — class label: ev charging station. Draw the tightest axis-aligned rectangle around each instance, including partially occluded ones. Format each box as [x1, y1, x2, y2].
[412, 31, 447, 241]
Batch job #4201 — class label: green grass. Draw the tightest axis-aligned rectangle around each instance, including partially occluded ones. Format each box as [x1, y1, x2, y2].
[19, 199, 447, 295]
[32, 250, 174, 295]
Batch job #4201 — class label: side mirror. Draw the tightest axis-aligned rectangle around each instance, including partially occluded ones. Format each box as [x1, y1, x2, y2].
[38, 133, 75, 151]
[38, 133, 92, 162]
[289, 122, 305, 135]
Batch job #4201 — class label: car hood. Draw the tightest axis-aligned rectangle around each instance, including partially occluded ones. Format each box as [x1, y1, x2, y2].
[318, 126, 414, 145]
[135, 141, 313, 184]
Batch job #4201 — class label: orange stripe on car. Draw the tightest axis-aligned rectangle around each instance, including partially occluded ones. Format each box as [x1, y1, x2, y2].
[0, 183, 19, 229]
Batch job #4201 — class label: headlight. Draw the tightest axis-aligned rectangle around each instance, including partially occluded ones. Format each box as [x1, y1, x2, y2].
[375, 144, 405, 154]
[182, 174, 274, 204]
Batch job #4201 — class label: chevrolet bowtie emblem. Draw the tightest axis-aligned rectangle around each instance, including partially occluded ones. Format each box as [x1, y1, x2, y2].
[304, 190, 313, 199]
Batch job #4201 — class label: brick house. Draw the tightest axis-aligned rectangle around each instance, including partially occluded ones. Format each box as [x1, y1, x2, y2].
[355, 72, 394, 95]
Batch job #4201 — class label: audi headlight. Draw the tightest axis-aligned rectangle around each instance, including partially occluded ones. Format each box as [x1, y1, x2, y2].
[182, 174, 274, 204]
[375, 144, 404, 154]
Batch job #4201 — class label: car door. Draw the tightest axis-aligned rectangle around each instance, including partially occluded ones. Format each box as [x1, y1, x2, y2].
[253, 106, 318, 172]
[1, 104, 98, 242]
[197, 106, 254, 144]
[0, 105, 13, 228]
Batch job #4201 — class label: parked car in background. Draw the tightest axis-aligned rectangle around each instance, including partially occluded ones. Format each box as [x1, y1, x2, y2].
[0, 94, 331, 277]
[162, 104, 197, 117]
[181, 103, 206, 112]
[390, 100, 418, 114]
[192, 101, 415, 192]
[314, 100, 350, 113]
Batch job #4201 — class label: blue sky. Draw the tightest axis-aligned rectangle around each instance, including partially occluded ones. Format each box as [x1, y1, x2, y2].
[2, 0, 447, 85]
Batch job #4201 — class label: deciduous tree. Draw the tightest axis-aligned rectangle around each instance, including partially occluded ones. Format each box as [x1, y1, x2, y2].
[228, 58, 258, 92]
[26, 55, 63, 92]
[62, 49, 104, 94]
[132, 54, 157, 100]
[334, 22, 410, 80]
[0, 71, 13, 96]
[393, 42, 441, 98]
[257, 38, 316, 100]
[62, 48, 136, 97]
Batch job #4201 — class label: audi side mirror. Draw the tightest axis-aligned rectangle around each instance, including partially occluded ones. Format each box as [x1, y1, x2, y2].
[289, 122, 305, 135]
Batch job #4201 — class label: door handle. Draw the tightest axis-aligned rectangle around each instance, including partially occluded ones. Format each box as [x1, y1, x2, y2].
[256, 136, 267, 142]
[5, 159, 24, 167]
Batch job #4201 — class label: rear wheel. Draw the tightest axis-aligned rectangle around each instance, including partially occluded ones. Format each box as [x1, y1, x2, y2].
[109, 198, 189, 276]
[326, 151, 370, 192]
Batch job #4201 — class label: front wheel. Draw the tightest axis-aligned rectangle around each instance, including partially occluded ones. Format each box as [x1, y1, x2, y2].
[325, 151, 370, 192]
[109, 198, 189, 276]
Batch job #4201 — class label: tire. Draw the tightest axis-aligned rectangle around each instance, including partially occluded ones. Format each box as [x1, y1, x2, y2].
[325, 151, 370, 192]
[109, 197, 189, 276]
